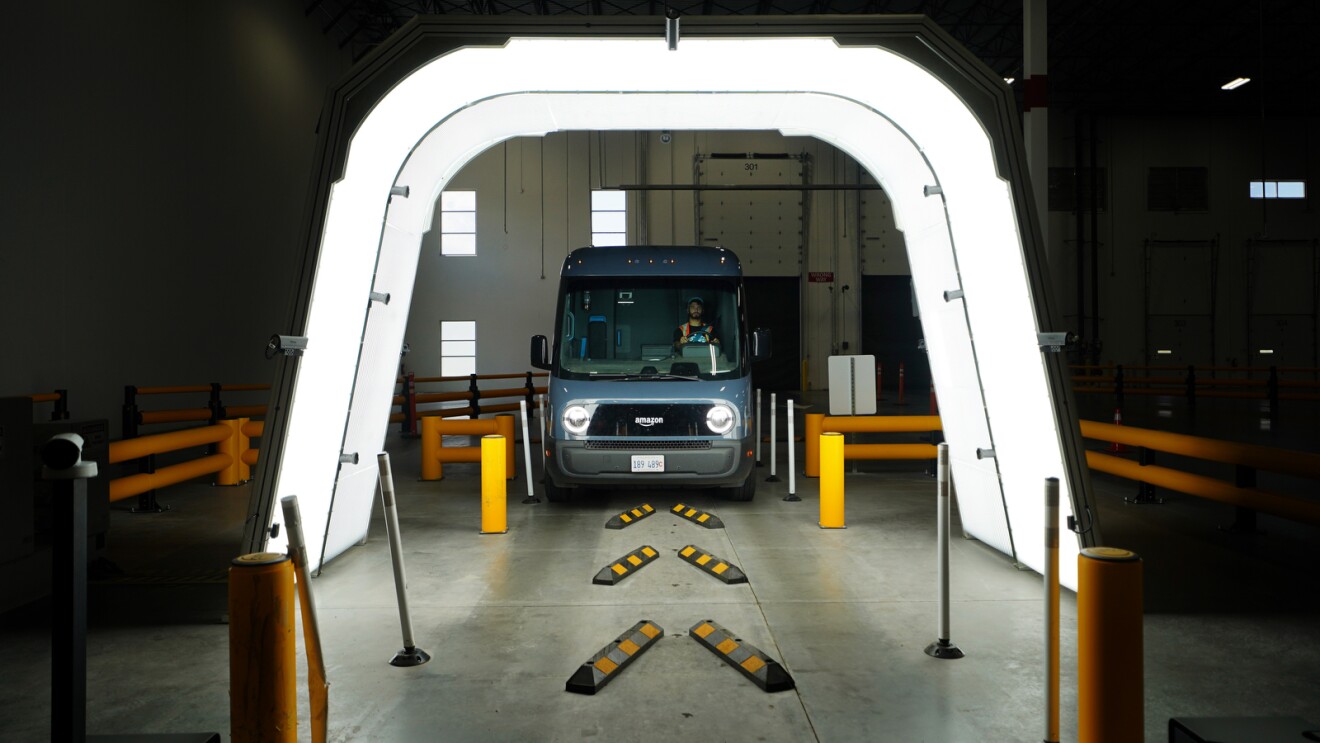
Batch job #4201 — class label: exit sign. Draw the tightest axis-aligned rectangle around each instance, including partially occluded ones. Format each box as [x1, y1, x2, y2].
[808, 272, 835, 283]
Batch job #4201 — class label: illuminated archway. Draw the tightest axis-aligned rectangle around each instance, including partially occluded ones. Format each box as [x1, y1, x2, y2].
[249, 20, 1098, 588]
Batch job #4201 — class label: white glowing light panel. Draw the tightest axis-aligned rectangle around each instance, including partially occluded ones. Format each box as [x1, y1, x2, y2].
[270, 36, 1080, 588]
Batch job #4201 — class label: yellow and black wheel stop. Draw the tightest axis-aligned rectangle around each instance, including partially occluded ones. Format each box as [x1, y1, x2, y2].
[605, 503, 655, 529]
[689, 620, 795, 693]
[592, 545, 660, 585]
[677, 545, 747, 584]
[671, 503, 724, 529]
[565, 620, 664, 695]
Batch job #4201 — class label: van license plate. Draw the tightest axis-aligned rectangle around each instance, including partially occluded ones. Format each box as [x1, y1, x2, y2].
[631, 455, 664, 473]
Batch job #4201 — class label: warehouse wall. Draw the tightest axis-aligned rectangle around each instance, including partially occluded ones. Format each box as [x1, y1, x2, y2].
[1047, 113, 1320, 367]
[404, 130, 889, 391]
[1, 1, 350, 428]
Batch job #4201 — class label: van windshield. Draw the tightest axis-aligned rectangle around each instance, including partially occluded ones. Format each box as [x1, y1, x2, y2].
[555, 277, 742, 381]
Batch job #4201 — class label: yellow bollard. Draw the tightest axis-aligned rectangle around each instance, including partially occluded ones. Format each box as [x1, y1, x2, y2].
[421, 416, 442, 481]
[229, 553, 297, 743]
[217, 419, 243, 486]
[819, 431, 845, 528]
[496, 414, 516, 480]
[1078, 547, 1143, 743]
[480, 434, 508, 534]
[804, 413, 824, 477]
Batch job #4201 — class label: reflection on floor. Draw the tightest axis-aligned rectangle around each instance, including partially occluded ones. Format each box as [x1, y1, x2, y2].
[2, 392, 1317, 741]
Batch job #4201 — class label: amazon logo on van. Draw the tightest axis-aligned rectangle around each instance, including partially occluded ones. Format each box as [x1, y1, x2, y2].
[634, 417, 664, 427]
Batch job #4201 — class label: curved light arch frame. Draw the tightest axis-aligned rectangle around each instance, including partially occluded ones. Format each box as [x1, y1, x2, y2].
[247, 19, 1099, 589]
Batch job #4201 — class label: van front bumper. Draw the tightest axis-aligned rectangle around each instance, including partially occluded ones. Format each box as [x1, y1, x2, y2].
[547, 436, 755, 488]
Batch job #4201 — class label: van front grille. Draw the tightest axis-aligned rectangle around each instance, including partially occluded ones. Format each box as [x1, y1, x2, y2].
[587, 403, 715, 436]
[584, 440, 713, 450]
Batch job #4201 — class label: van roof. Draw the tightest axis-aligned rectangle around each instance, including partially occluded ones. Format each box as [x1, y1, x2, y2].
[561, 245, 743, 277]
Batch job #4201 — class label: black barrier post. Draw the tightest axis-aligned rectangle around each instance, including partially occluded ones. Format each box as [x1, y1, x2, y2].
[1126, 447, 1163, 505]
[120, 385, 163, 513]
[401, 373, 417, 437]
[1185, 365, 1196, 407]
[52, 475, 88, 742]
[1114, 364, 1125, 410]
[121, 385, 138, 439]
[53, 389, 70, 420]
[208, 382, 223, 424]
[47, 435, 96, 743]
[122, 385, 164, 513]
[468, 374, 481, 419]
[524, 372, 536, 414]
[1223, 465, 1260, 533]
[1267, 366, 1279, 420]
[925, 428, 944, 478]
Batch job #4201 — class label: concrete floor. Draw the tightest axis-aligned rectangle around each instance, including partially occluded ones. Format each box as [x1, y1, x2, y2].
[3, 394, 1319, 742]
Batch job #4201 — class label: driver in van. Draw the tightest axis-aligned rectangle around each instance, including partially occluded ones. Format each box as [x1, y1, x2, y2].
[673, 296, 720, 352]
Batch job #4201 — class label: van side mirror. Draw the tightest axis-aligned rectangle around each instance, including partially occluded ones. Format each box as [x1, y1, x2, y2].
[751, 328, 772, 362]
[530, 335, 551, 370]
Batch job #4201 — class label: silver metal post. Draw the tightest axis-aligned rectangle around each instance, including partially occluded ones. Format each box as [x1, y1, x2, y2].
[279, 495, 323, 646]
[766, 392, 780, 482]
[755, 388, 763, 466]
[376, 453, 430, 667]
[280, 494, 330, 741]
[519, 400, 539, 503]
[784, 399, 800, 501]
[1045, 477, 1060, 743]
[924, 443, 963, 659]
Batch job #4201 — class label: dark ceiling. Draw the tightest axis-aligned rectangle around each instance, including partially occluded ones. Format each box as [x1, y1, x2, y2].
[306, 0, 1320, 116]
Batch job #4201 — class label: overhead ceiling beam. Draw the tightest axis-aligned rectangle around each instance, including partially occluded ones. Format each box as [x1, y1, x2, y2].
[321, 0, 359, 33]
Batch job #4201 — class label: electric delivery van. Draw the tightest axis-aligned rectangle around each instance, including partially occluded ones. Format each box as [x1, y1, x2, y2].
[531, 246, 771, 501]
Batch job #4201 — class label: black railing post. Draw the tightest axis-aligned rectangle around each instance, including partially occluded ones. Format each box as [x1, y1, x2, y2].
[122, 385, 139, 440]
[469, 373, 481, 419]
[925, 428, 944, 478]
[1125, 446, 1163, 505]
[52, 388, 70, 420]
[401, 373, 417, 436]
[1267, 366, 1279, 420]
[50, 470, 89, 741]
[1114, 364, 1125, 410]
[1224, 465, 1259, 533]
[122, 385, 163, 514]
[209, 382, 223, 424]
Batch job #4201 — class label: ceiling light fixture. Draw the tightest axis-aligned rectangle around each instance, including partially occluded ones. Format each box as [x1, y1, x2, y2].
[1221, 77, 1251, 90]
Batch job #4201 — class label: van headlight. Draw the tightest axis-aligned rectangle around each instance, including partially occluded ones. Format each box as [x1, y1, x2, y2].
[562, 404, 591, 435]
[706, 403, 736, 435]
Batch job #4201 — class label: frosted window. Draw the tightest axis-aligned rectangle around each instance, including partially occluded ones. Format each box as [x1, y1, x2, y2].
[441, 321, 476, 378]
[441, 357, 476, 377]
[440, 190, 477, 256]
[592, 190, 626, 210]
[442, 340, 476, 356]
[1278, 181, 1305, 198]
[1251, 180, 1306, 200]
[590, 189, 626, 246]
